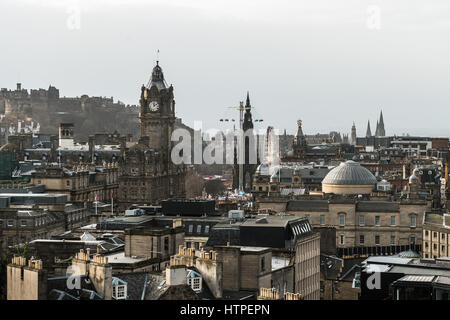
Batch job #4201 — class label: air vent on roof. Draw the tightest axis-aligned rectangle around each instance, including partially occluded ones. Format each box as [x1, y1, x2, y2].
[255, 217, 268, 224]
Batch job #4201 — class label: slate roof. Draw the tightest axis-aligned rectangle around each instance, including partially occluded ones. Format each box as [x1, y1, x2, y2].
[47, 275, 102, 300]
[320, 254, 343, 280]
[240, 215, 305, 228]
[115, 272, 149, 300]
[158, 285, 199, 300]
[204, 224, 241, 247]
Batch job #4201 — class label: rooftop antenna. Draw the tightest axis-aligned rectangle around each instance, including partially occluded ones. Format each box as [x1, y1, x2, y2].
[156, 49, 160, 65]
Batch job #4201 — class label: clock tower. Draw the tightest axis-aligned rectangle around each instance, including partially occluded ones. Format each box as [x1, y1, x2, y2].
[118, 61, 185, 210]
[139, 61, 175, 154]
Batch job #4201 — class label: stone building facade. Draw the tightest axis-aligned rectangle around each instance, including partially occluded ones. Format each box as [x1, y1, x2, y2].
[0, 194, 90, 251]
[294, 231, 321, 300]
[30, 162, 119, 203]
[124, 219, 185, 262]
[118, 62, 186, 210]
[422, 211, 450, 259]
[287, 198, 426, 256]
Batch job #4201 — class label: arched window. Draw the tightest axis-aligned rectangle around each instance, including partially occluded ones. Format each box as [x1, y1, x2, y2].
[338, 212, 346, 227]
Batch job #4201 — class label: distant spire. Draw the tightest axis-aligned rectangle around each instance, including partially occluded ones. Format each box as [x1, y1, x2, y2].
[366, 120, 372, 137]
[378, 110, 385, 136]
[243, 92, 253, 131]
[245, 91, 251, 110]
[295, 119, 306, 146]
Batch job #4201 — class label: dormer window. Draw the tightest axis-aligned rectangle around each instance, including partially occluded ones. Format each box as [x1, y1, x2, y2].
[112, 278, 127, 300]
[187, 270, 202, 293]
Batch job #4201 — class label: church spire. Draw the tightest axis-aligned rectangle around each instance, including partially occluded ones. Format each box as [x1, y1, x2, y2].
[366, 120, 372, 137]
[378, 110, 385, 136]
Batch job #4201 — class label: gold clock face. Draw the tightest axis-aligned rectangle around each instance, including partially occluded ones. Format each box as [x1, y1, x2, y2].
[149, 101, 159, 111]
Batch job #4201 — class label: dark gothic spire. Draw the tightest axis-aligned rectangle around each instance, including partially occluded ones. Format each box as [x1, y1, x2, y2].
[378, 110, 385, 136]
[295, 119, 306, 146]
[243, 92, 253, 131]
[245, 91, 251, 109]
[366, 120, 372, 137]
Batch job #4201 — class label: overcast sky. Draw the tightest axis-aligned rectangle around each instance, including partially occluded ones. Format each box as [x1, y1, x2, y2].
[1, 0, 450, 137]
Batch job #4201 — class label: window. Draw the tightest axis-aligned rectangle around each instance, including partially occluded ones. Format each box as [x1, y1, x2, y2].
[410, 236, 416, 244]
[196, 225, 202, 233]
[186, 242, 191, 248]
[21, 220, 27, 227]
[320, 215, 325, 225]
[375, 235, 380, 245]
[434, 232, 437, 238]
[425, 241, 428, 248]
[359, 216, 365, 226]
[410, 216, 416, 228]
[339, 235, 345, 245]
[7, 220, 14, 227]
[391, 236, 395, 245]
[434, 244, 438, 250]
[339, 215, 345, 226]
[188, 225, 193, 233]
[442, 234, 445, 240]
[192, 278, 201, 291]
[205, 225, 210, 234]
[113, 285, 127, 300]
[375, 216, 380, 226]
[442, 245, 446, 252]
[66, 180, 70, 187]
[390, 216, 396, 226]
[425, 230, 429, 237]
[360, 235, 365, 245]
[194, 242, 199, 250]
[164, 237, 169, 252]
[261, 257, 266, 272]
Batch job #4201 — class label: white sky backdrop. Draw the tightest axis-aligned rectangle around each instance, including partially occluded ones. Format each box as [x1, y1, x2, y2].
[1, 0, 450, 137]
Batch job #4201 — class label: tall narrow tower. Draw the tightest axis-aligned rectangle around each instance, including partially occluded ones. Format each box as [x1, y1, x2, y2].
[232, 91, 258, 192]
[350, 122, 357, 145]
[139, 61, 175, 154]
[377, 110, 385, 136]
[366, 120, 372, 137]
[293, 119, 307, 159]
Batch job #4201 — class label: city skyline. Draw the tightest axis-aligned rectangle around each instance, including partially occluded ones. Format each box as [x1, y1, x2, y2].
[1, 0, 450, 137]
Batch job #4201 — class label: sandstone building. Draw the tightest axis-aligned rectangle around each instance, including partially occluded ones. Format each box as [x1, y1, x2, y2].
[118, 62, 186, 210]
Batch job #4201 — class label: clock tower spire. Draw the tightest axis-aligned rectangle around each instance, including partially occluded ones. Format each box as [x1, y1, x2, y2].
[139, 61, 175, 152]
